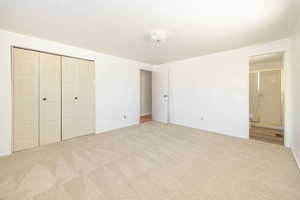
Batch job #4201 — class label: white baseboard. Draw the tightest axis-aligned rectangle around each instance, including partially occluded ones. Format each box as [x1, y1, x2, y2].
[292, 149, 300, 171]
[97, 121, 139, 134]
[0, 151, 11, 157]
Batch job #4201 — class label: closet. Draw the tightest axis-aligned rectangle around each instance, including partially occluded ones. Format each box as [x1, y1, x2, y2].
[12, 47, 95, 152]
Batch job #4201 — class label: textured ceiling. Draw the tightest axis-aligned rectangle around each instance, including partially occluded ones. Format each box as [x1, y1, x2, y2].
[0, 0, 299, 64]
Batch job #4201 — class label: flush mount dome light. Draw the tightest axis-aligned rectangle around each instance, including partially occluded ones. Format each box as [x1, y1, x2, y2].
[149, 32, 167, 43]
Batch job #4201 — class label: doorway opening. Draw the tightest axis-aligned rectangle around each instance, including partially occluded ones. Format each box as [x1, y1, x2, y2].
[249, 52, 284, 145]
[140, 70, 152, 123]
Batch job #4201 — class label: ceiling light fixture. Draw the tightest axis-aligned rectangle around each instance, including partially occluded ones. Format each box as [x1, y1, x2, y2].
[149, 32, 167, 43]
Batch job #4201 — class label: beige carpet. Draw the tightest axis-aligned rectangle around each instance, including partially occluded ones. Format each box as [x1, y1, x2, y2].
[0, 122, 299, 200]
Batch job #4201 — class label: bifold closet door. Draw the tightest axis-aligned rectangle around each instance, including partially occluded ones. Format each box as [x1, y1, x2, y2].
[13, 48, 39, 151]
[62, 57, 95, 140]
[62, 57, 78, 140]
[39, 53, 61, 145]
[77, 59, 95, 136]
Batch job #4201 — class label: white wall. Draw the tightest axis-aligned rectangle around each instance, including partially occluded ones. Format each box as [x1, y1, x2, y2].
[140, 70, 152, 116]
[159, 39, 292, 145]
[0, 29, 153, 156]
[290, 17, 300, 167]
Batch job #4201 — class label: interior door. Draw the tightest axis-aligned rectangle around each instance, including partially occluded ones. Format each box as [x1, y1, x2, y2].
[39, 53, 61, 145]
[13, 48, 39, 151]
[152, 67, 169, 123]
[77, 59, 95, 136]
[259, 70, 282, 126]
[62, 57, 79, 140]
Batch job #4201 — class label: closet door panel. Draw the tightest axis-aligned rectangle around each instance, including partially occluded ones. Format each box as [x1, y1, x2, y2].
[40, 53, 61, 145]
[77, 60, 95, 136]
[62, 57, 79, 140]
[13, 48, 39, 151]
[62, 57, 95, 140]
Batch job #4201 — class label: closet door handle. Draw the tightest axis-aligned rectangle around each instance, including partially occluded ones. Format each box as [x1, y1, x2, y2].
[42, 98, 47, 101]
[74, 97, 78, 100]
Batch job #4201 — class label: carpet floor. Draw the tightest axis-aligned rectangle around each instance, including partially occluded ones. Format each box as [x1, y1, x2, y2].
[0, 122, 299, 200]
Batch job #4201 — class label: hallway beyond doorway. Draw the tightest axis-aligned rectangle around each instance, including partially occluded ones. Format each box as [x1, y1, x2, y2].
[140, 115, 152, 123]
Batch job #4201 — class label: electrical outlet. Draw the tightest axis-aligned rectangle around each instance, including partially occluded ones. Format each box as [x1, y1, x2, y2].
[200, 117, 204, 121]
[123, 115, 127, 119]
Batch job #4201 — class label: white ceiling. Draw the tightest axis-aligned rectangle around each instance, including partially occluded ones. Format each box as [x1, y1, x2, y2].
[0, 0, 299, 64]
